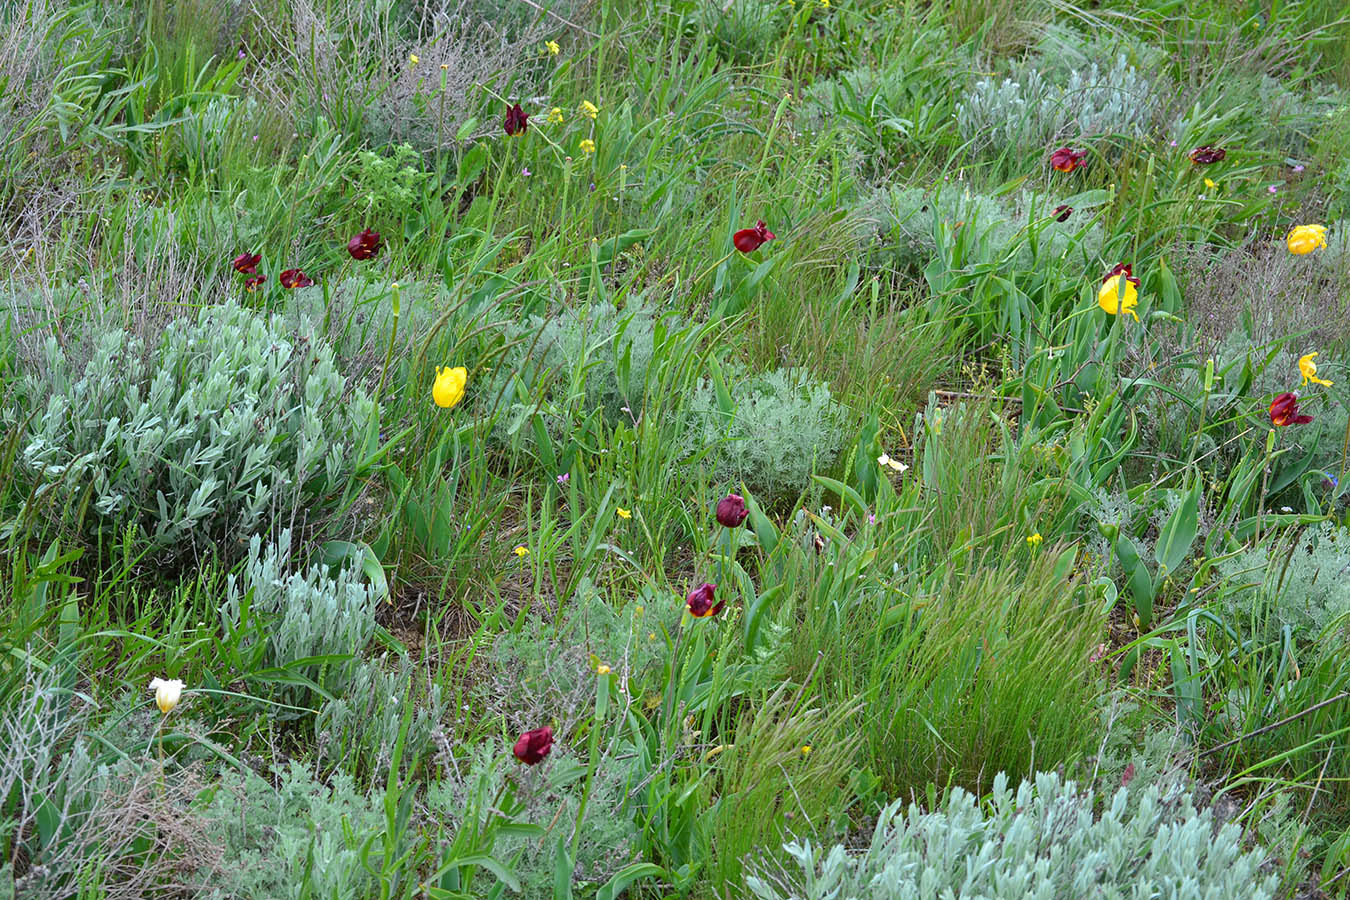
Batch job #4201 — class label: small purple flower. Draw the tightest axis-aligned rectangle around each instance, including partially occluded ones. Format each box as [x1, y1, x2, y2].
[867, 513, 876, 525]
[522, 167, 532, 177]
[1292, 164, 1305, 173]
[1169, 140, 1177, 147]
[556, 472, 569, 485]
[1268, 184, 1278, 194]
[237, 48, 246, 60]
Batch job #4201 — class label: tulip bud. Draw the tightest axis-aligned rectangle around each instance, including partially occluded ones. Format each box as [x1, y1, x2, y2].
[715, 493, 748, 528]
[686, 582, 723, 618]
[513, 726, 554, 764]
[148, 677, 184, 714]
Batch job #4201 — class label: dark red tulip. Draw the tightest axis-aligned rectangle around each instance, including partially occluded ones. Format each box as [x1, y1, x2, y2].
[347, 228, 382, 261]
[1188, 145, 1226, 165]
[244, 274, 266, 292]
[512, 726, 553, 764]
[1102, 262, 1140, 287]
[1053, 204, 1072, 222]
[1050, 147, 1087, 173]
[233, 252, 261, 274]
[686, 582, 723, 618]
[278, 268, 314, 289]
[732, 220, 775, 253]
[1269, 392, 1313, 427]
[715, 493, 748, 528]
[504, 103, 530, 137]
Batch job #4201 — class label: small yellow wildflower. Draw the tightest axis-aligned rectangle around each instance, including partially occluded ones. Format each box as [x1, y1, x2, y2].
[635, 605, 644, 615]
[580, 138, 596, 155]
[800, 745, 812, 756]
[581, 100, 599, 119]
[548, 107, 564, 125]
[433, 366, 468, 409]
[616, 506, 631, 519]
[596, 664, 611, 675]
[440, 63, 449, 70]
[1299, 352, 1333, 387]
[1097, 275, 1140, 322]
[409, 53, 419, 65]
[545, 40, 560, 55]
[1027, 533, 1043, 548]
[648, 632, 656, 641]
[819, 0, 829, 7]
[1287, 224, 1328, 255]
[514, 545, 530, 558]
[1204, 178, 1217, 190]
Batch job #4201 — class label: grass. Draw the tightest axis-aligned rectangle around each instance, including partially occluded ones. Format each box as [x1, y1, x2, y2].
[3, 0, 1350, 896]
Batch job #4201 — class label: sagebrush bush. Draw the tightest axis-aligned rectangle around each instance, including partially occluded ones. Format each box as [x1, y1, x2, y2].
[956, 55, 1159, 153]
[744, 771, 1279, 900]
[11, 301, 373, 567]
[221, 531, 378, 708]
[686, 366, 844, 501]
[315, 652, 446, 776]
[1216, 522, 1350, 638]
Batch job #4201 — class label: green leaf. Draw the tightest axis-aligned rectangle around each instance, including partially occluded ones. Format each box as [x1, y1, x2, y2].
[1154, 479, 1200, 577]
[318, 540, 390, 603]
[596, 863, 665, 900]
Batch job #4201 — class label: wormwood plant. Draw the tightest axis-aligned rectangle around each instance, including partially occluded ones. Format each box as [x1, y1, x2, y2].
[12, 302, 374, 568]
[221, 531, 378, 709]
[744, 771, 1280, 900]
[686, 366, 844, 501]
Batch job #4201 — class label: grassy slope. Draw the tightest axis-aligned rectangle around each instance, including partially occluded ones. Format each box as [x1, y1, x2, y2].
[3, 0, 1350, 896]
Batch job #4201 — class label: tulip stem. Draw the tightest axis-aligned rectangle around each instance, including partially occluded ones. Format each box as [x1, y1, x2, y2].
[375, 289, 400, 408]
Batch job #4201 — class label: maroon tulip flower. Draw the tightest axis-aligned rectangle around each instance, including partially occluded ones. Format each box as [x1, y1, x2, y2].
[1188, 145, 1226, 165]
[233, 252, 262, 274]
[347, 228, 382, 261]
[733, 220, 776, 253]
[512, 726, 554, 764]
[244, 274, 266, 292]
[278, 268, 314, 289]
[1053, 204, 1072, 222]
[715, 493, 748, 528]
[686, 582, 724, 619]
[1050, 147, 1087, 173]
[504, 103, 530, 137]
[1102, 262, 1140, 287]
[1269, 392, 1313, 427]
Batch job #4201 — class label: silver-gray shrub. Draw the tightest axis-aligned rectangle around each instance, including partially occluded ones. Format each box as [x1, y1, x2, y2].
[956, 55, 1159, 152]
[745, 771, 1279, 900]
[14, 301, 373, 565]
[685, 367, 844, 500]
[222, 531, 378, 707]
[315, 652, 445, 775]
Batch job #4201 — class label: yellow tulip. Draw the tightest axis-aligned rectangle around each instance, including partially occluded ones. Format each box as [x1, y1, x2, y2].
[433, 366, 467, 409]
[1097, 275, 1139, 321]
[149, 677, 184, 714]
[1287, 224, 1327, 255]
[1299, 352, 1333, 387]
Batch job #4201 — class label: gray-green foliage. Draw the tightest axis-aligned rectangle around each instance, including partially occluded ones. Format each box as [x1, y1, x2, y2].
[1216, 522, 1350, 637]
[315, 652, 446, 775]
[13, 301, 372, 565]
[222, 531, 378, 707]
[744, 771, 1279, 900]
[687, 366, 843, 500]
[956, 55, 1158, 152]
[199, 762, 387, 900]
